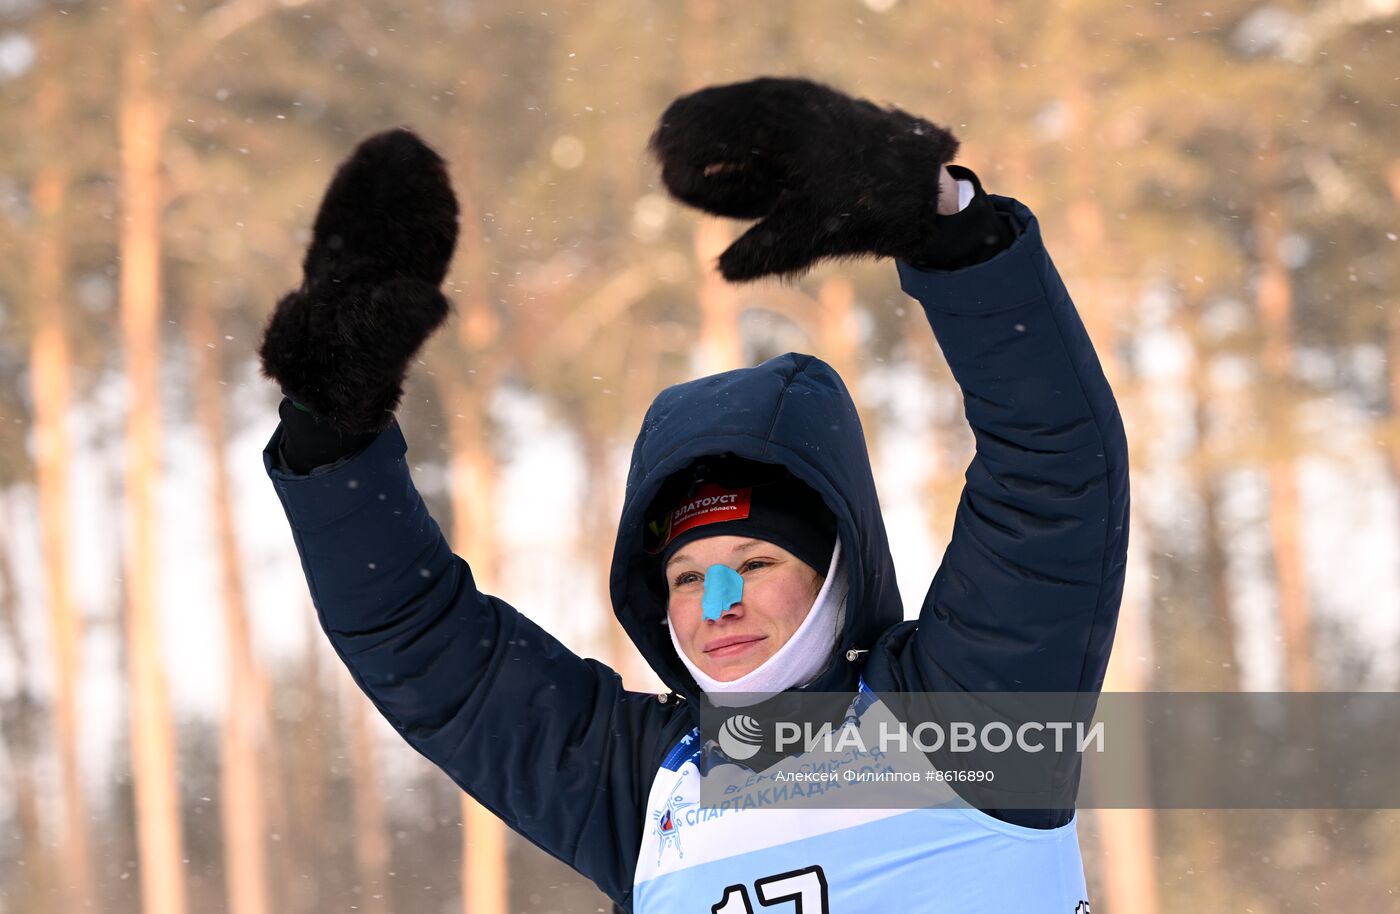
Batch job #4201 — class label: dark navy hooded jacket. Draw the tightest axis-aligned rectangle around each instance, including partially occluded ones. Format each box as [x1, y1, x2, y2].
[263, 190, 1129, 910]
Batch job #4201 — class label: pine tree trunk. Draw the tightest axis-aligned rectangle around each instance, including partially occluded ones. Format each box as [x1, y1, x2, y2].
[119, 1, 187, 911]
[0, 507, 55, 912]
[694, 218, 742, 374]
[1096, 514, 1160, 914]
[1381, 160, 1400, 603]
[1196, 471, 1241, 687]
[185, 300, 272, 914]
[1183, 294, 1243, 692]
[28, 10, 98, 910]
[682, 0, 740, 377]
[286, 610, 331, 914]
[816, 277, 859, 401]
[579, 422, 651, 688]
[815, 276, 885, 493]
[347, 687, 392, 914]
[1254, 149, 1315, 693]
[0, 695, 50, 910]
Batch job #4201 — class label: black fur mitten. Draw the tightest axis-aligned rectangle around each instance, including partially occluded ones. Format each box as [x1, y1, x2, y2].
[258, 128, 459, 435]
[648, 77, 960, 282]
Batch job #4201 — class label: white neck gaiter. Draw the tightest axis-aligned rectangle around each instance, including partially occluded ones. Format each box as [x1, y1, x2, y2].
[668, 536, 848, 708]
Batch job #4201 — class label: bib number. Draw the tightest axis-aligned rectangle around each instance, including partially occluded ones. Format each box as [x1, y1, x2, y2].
[712, 865, 829, 914]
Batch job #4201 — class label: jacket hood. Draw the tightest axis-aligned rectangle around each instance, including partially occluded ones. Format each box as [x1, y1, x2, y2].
[609, 352, 903, 702]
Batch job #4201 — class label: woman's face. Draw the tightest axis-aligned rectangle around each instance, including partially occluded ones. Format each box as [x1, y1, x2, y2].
[665, 535, 824, 682]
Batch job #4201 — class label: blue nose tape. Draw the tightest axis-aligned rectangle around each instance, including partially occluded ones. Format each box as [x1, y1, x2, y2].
[701, 564, 744, 621]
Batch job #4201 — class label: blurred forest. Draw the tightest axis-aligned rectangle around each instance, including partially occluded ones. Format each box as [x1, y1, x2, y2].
[1, 0, 1399, 912]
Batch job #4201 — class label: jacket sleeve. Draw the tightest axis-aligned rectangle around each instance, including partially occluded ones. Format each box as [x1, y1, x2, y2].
[263, 419, 668, 908]
[895, 194, 1130, 698]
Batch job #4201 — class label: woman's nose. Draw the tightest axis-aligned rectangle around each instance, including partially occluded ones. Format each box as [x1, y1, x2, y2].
[705, 602, 743, 623]
[700, 563, 744, 621]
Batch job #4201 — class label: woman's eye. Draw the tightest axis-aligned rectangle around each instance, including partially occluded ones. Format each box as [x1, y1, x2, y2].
[673, 572, 700, 587]
[741, 560, 769, 572]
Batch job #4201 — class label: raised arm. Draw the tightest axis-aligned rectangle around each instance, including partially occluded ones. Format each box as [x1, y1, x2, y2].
[255, 130, 666, 907]
[644, 77, 1128, 695]
[645, 77, 1128, 692]
[897, 191, 1130, 697]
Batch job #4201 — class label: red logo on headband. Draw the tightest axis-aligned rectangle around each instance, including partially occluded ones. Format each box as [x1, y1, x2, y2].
[661, 483, 752, 548]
